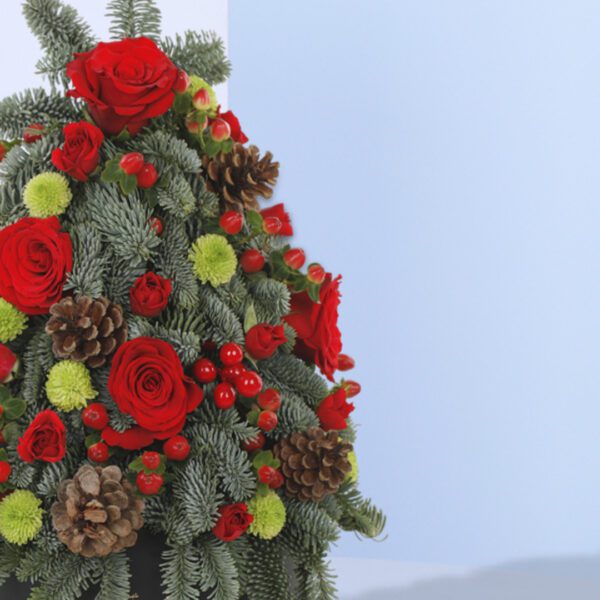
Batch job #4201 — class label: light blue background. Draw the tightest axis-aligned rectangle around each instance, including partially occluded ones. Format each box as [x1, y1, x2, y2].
[231, 0, 600, 566]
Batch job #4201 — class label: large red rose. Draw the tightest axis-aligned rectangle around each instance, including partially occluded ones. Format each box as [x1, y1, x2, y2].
[0, 217, 72, 315]
[129, 272, 172, 318]
[108, 337, 203, 441]
[316, 388, 354, 431]
[17, 410, 66, 463]
[212, 503, 253, 542]
[66, 37, 179, 136]
[245, 323, 287, 360]
[51, 121, 104, 182]
[284, 274, 342, 381]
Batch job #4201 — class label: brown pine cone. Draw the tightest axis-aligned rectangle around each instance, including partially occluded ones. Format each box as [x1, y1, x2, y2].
[45, 296, 127, 369]
[51, 464, 144, 558]
[203, 143, 279, 212]
[273, 427, 353, 502]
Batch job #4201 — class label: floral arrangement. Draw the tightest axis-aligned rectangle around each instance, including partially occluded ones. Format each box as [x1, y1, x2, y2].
[0, 1, 384, 599]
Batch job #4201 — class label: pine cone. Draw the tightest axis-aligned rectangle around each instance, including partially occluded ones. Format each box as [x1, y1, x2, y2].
[273, 427, 352, 502]
[45, 296, 127, 369]
[203, 143, 279, 212]
[51, 464, 144, 558]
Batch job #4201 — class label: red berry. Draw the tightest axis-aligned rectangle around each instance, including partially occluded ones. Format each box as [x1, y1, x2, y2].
[236, 371, 263, 398]
[219, 211, 244, 235]
[209, 118, 231, 142]
[137, 163, 158, 189]
[220, 343, 244, 366]
[193, 88, 212, 111]
[344, 380, 362, 398]
[0, 405, 4, 417]
[283, 248, 306, 270]
[0, 431, 5, 445]
[0, 145, 5, 162]
[163, 436, 191, 461]
[23, 123, 44, 143]
[337, 354, 355, 371]
[269, 470, 284, 489]
[307, 263, 326, 284]
[258, 465, 276, 485]
[142, 451, 161, 471]
[149, 216, 164, 236]
[192, 358, 217, 384]
[173, 69, 190, 93]
[221, 364, 245, 385]
[136, 471, 164, 495]
[242, 432, 266, 452]
[82, 403, 109, 431]
[257, 410, 278, 432]
[88, 442, 109, 463]
[257, 388, 281, 412]
[263, 216, 282, 235]
[0, 461, 11, 483]
[120, 152, 144, 175]
[240, 249, 265, 273]
[214, 382, 236, 410]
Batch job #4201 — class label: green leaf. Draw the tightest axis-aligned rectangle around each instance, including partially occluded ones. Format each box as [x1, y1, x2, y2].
[2, 397, 26, 421]
[85, 433, 101, 448]
[252, 450, 279, 470]
[246, 211, 264, 235]
[120, 174, 138, 195]
[173, 93, 192, 114]
[101, 157, 123, 183]
[0, 448, 8, 462]
[3, 423, 19, 444]
[128, 456, 144, 473]
[308, 282, 322, 303]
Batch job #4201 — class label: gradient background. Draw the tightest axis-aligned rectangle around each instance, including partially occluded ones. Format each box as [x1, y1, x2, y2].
[3, 0, 600, 574]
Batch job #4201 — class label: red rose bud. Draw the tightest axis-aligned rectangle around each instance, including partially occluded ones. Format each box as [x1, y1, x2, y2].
[220, 342, 244, 366]
[193, 88, 212, 111]
[149, 216, 164, 236]
[236, 371, 263, 398]
[17, 410, 66, 463]
[214, 382, 237, 410]
[0, 344, 18, 383]
[137, 163, 158, 189]
[173, 69, 190, 93]
[261, 204, 293, 236]
[87, 442, 110, 463]
[136, 471, 164, 495]
[209, 118, 231, 142]
[337, 354, 356, 371]
[119, 152, 145, 175]
[307, 263, 326, 284]
[142, 451, 161, 470]
[317, 388, 354, 431]
[192, 358, 217, 384]
[258, 465, 276, 485]
[0, 461, 11, 483]
[258, 388, 281, 412]
[130, 272, 172, 318]
[221, 364, 245, 385]
[262, 216, 282, 235]
[219, 211, 244, 235]
[269, 469, 284, 489]
[245, 324, 287, 360]
[212, 503, 253, 542]
[23, 123, 45, 143]
[82, 403, 109, 431]
[240, 249, 265, 273]
[257, 410, 278, 432]
[283, 248, 306, 270]
[344, 380, 362, 398]
[242, 432, 266, 453]
[163, 435, 191, 461]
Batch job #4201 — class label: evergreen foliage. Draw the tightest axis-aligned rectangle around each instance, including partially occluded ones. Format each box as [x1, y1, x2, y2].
[106, 0, 162, 41]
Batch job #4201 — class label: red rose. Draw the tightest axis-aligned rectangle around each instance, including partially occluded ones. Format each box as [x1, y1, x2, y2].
[66, 37, 179, 136]
[284, 274, 342, 381]
[316, 388, 354, 431]
[101, 425, 155, 450]
[0, 344, 18, 383]
[17, 410, 66, 463]
[217, 109, 248, 144]
[212, 503, 253, 542]
[108, 337, 203, 442]
[0, 217, 72, 315]
[51, 121, 104, 182]
[245, 323, 287, 360]
[130, 272, 172, 317]
[260, 204, 293, 236]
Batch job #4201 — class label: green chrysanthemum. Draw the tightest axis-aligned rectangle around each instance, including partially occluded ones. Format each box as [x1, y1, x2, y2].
[46, 360, 98, 412]
[23, 172, 73, 217]
[346, 450, 359, 483]
[189, 75, 218, 115]
[189, 234, 237, 287]
[0, 490, 44, 545]
[247, 491, 286, 540]
[0, 299, 28, 343]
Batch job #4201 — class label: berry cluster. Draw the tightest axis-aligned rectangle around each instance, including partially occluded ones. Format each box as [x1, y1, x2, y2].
[101, 151, 158, 194]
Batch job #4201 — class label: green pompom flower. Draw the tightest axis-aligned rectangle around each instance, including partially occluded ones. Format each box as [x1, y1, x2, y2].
[23, 172, 73, 217]
[0, 490, 44, 545]
[189, 234, 237, 287]
[46, 360, 98, 412]
[0, 299, 28, 343]
[346, 450, 359, 483]
[247, 491, 286, 540]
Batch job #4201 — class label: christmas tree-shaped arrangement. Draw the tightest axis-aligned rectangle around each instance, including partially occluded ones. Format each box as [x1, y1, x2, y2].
[0, 1, 385, 598]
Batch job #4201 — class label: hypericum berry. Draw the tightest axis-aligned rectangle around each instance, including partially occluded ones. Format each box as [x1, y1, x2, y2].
[209, 118, 231, 142]
[173, 69, 190, 93]
[186, 114, 208, 134]
[269, 470, 284, 489]
[283, 248, 306, 270]
[236, 371, 263, 398]
[87, 442, 110, 463]
[257, 388, 281, 412]
[192, 358, 217, 384]
[262, 216, 282, 235]
[220, 343, 244, 366]
[257, 410, 278, 432]
[337, 354, 355, 371]
[142, 451, 161, 471]
[137, 163, 158, 189]
[307, 263, 326, 284]
[221, 364, 245, 385]
[344, 380, 362, 398]
[258, 465, 276, 485]
[136, 471, 164, 495]
[148, 216, 164, 236]
[242, 432, 266, 453]
[119, 152, 145, 175]
[23, 123, 44, 143]
[240, 249, 265, 273]
[219, 211, 244, 235]
[193, 88, 212, 111]
[0, 461, 11, 483]
[82, 403, 109, 431]
[163, 436, 191, 461]
[214, 382, 236, 410]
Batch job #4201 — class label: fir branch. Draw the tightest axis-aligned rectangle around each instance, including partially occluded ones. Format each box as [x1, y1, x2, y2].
[134, 130, 202, 175]
[104, 254, 147, 308]
[245, 538, 290, 600]
[335, 482, 387, 539]
[106, 0, 162, 41]
[0, 184, 22, 227]
[28, 552, 96, 600]
[195, 401, 260, 444]
[0, 543, 23, 587]
[21, 331, 55, 414]
[247, 278, 291, 324]
[161, 544, 202, 600]
[198, 286, 245, 346]
[64, 223, 107, 299]
[157, 173, 197, 218]
[196, 537, 240, 600]
[94, 552, 131, 600]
